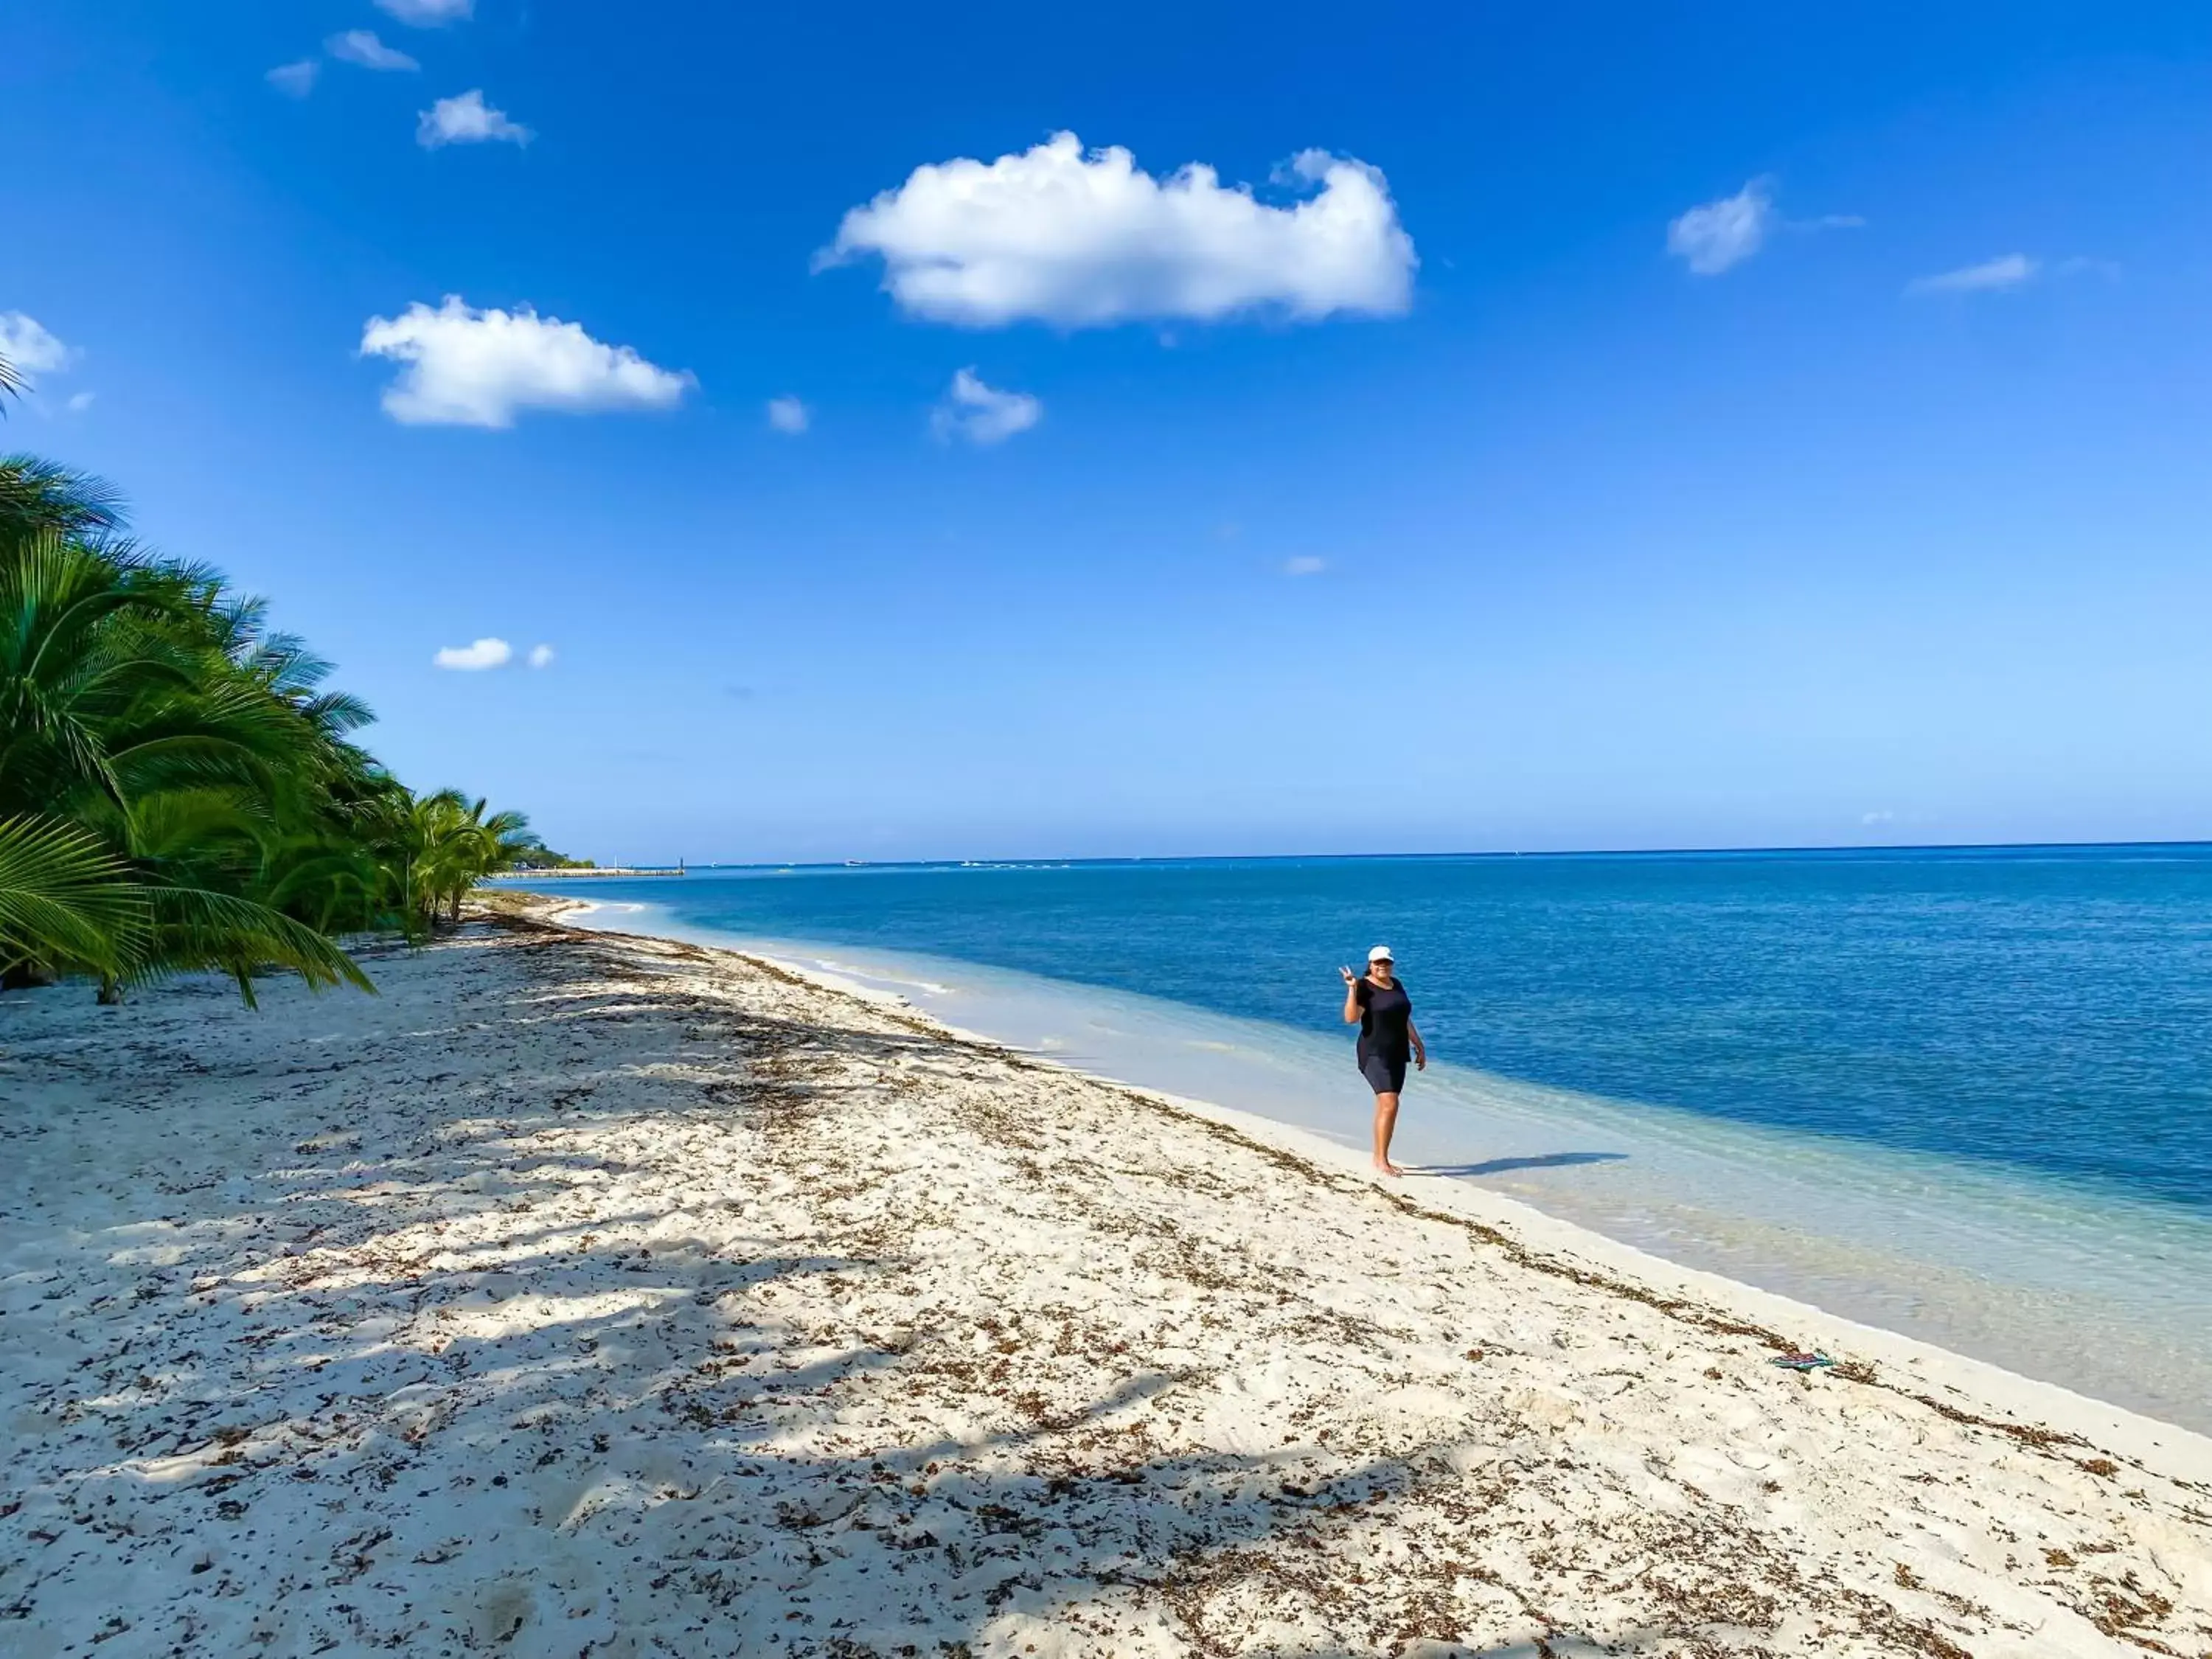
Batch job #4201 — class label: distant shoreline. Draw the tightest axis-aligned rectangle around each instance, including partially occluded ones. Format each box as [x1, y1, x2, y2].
[504, 839, 2212, 876]
[498, 866, 685, 879]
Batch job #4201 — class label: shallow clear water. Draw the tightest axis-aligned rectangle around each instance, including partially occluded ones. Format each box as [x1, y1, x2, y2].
[509, 847, 2212, 1430]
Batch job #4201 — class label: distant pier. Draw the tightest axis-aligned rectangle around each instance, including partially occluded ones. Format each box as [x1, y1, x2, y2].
[503, 864, 686, 879]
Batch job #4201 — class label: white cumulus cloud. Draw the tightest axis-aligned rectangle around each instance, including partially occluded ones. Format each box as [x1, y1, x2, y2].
[359, 296, 694, 428]
[0, 312, 74, 381]
[930, 368, 1041, 445]
[766, 395, 810, 434]
[821, 131, 1416, 328]
[527, 644, 555, 669]
[417, 90, 531, 149]
[66, 391, 96, 414]
[327, 29, 419, 71]
[377, 0, 473, 24]
[434, 637, 512, 671]
[1906, 253, 2039, 296]
[267, 58, 320, 98]
[1667, 178, 1774, 275]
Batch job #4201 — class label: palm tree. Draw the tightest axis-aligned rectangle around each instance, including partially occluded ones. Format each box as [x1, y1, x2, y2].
[0, 509, 366, 998]
[393, 790, 540, 929]
[0, 380, 149, 983]
[0, 454, 125, 538]
[0, 439, 546, 1004]
[454, 798, 539, 920]
[4, 347, 125, 535]
[108, 785, 372, 1005]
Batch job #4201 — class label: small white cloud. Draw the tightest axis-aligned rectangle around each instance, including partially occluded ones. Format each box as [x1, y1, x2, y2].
[376, 0, 473, 24]
[434, 637, 512, 671]
[1862, 810, 1896, 826]
[417, 89, 532, 149]
[359, 296, 694, 428]
[267, 58, 320, 98]
[1680, 193, 1863, 264]
[1668, 178, 1774, 275]
[0, 312, 74, 382]
[327, 29, 419, 71]
[930, 368, 1041, 445]
[1282, 555, 1326, 577]
[821, 131, 1416, 328]
[65, 391, 95, 414]
[766, 395, 810, 434]
[526, 644, 555, 669]
[1907, 253, 2039, 296]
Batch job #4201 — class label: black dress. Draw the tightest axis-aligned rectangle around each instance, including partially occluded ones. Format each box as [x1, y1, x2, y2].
[1354, 977, 1413, 1095]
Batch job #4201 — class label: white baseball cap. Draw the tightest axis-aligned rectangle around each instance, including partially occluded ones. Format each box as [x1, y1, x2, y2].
[1368, 944, 1394, 963]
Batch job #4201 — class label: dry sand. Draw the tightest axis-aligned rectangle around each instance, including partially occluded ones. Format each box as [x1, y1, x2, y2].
[3, 905, 2209, 1658]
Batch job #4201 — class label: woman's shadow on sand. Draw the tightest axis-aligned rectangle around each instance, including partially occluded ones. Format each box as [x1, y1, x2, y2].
[1410, 1150, 1628, 1178]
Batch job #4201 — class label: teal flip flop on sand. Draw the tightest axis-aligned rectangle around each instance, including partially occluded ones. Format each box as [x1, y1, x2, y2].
[1770, 1351, 1834, 1371]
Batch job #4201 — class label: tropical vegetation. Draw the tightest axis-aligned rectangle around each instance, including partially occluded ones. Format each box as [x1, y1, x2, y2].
[0, 349, 549, 1003]
[510, 844, 595, 871]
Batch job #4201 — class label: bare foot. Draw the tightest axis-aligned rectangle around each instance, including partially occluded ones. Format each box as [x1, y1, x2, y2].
[1374, 1158, 1403, 1178]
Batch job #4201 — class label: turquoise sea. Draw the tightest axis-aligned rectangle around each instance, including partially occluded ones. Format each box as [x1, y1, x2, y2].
[507, 846, 2212, 1431]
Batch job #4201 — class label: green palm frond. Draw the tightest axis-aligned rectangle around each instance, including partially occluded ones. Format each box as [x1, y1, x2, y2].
[0, 453, 127, 535]
[137, 883, 375, 1007]
[298, 689, 376, 737]
[122, 785, 274, 867]
[0, 813, 148, 975]
[263, 839, 386, 934]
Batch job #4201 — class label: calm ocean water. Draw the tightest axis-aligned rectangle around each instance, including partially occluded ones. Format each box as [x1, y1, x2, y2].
[511, 846, 2212, 1427]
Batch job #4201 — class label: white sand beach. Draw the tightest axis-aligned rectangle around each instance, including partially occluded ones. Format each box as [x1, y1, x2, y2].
[4, 905, 2210, 1658]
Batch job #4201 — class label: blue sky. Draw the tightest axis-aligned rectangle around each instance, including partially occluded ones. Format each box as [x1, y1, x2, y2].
[7, 2, 2211, 860]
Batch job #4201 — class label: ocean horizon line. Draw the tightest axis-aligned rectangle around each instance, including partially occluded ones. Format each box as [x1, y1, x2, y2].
[538, 835, 2212, 874]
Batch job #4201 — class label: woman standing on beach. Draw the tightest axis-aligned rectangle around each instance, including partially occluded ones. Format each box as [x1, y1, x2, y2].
[1342, 945, 1425, 1178]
